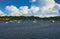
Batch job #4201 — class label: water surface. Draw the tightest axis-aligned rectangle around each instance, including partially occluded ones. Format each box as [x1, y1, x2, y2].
[0, 20, 60, 39]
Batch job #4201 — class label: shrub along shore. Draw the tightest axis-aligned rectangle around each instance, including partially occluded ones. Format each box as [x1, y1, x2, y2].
[0, 16, 60, 21]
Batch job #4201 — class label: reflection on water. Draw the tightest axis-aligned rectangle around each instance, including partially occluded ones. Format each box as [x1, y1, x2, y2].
[0, 20, 60, 39]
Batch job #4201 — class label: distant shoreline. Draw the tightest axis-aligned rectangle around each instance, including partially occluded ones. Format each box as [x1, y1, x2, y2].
[0, 16, 60, 21]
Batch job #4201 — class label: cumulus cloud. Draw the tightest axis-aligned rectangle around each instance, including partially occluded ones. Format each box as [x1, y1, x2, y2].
[31, 0, 36, 2]
[29, 0, 36, 3]
[31, 0, 60, 17]
[5, 5, 40, 16]
[0, 0, 60, 17]
[6, 5, 29, 16]
[6, 5, 21, 16]
[19, 6, 29, 14]
[30, 6, 39, 13]
[0, 10, 6, 16]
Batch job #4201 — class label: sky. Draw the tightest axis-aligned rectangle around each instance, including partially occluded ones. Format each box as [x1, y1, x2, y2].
[0, 0, 60, 17]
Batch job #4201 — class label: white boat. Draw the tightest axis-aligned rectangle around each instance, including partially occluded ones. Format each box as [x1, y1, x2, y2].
[33, 21, 36, 23]
[18, 21, 20, 23]
[5, 22, 8, 23]
[50, 20, 55, 23]
[10, 21, 13, 22]
[52, 20, 55, 23]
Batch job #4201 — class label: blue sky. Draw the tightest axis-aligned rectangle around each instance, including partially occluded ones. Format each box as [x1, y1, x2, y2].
[55, 0, 60, 4]
[0, 0, 60, 17]
[0, 0, 31, 10]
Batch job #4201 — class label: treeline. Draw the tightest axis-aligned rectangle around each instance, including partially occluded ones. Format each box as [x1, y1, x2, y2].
[0, 16, 40, 21]
[0, 16, 60, 21]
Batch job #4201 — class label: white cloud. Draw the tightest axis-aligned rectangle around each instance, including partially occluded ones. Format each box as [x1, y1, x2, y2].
[32, 0, 36, 2]
[19, 6, 29, 14]
[0, 0, 60, 17]
[30, 6, 39, 13]
[29, 0, 36, 3]
[0, 10, 6, 16]
[31, 0, 60, 17]
[6, 5, 21, 16]
[6, 5, 29, 16]
[5, 5, 40, 16]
